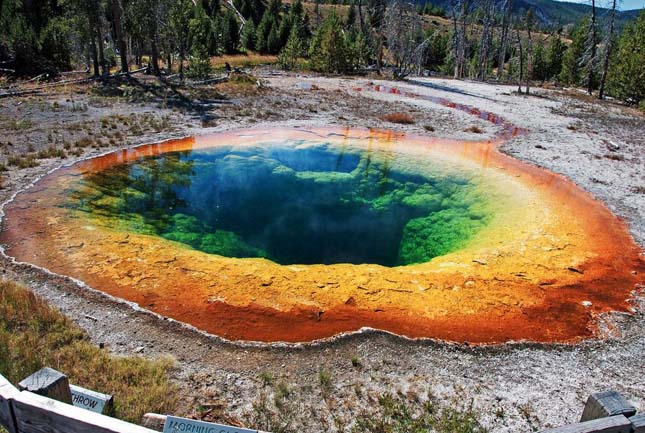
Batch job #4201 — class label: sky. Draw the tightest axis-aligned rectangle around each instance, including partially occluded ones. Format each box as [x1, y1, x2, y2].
[556, 0, 645, 10]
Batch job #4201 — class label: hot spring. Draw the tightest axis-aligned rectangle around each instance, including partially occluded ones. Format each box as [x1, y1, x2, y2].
[1, 127, 642, 343]
[70, 140, 491, 267]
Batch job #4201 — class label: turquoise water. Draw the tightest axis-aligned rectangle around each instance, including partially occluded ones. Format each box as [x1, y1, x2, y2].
[70, 141, 490, 266]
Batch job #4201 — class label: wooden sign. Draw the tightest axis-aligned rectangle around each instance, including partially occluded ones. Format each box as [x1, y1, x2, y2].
[163, 415, 257, 433]
[69, 384, 112, 414]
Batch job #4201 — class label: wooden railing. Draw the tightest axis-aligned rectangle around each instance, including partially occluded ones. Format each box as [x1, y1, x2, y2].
[0, 373, 156, 433]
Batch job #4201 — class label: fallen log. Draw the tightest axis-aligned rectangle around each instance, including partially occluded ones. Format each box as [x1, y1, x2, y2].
[0, 67, 147, 98]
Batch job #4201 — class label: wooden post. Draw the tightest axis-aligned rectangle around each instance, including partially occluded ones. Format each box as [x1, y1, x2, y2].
[630, 414, 645, 433]
[0, 375, 19, 433]
[580, 391, 636, 422]
[18, 368, 72, 405]
[539, 415, 631, 433]
[141, 413, 166, 432]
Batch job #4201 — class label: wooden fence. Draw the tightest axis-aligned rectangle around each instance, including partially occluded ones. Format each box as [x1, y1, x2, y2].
[0, 374, 156, 433]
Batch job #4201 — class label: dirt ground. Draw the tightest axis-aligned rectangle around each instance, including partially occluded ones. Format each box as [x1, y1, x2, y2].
[0, 72, 643, 432]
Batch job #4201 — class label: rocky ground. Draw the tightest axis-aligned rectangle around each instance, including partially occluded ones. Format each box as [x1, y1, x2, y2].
[0, 72, 643, 432]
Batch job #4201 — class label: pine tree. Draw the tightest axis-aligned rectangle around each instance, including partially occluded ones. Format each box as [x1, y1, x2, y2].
[1, 0, 74, 74]
[39, 17, 72, 70]
[189, 6, 213, 77]
[268, 0, 282, 16]
[241, 19, 256, 51]
[200, 0, 220, 18]
[278, 24, 304, 70]
[234, 0, 266, 25]
[352, 28, 373, 67]
[220, 9, 240, 54]
[559, 18, 587, 85]
[255, 10, 274, 53]
[531, 42, 546, 81]
[608, 10, 645, 104]
[424, 29, 449, 72]
[545, 35, 566, 80]
[169, 0, 194, 79]
[309, 11, 351, 73]
[278, 13, 293, 47]
[267, 26, 281, 54]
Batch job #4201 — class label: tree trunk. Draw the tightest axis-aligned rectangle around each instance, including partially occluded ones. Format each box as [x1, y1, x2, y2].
[526, 17, 532, 94]
[167, 53, 172, 74]
[459, 1, 466, 78]
[179, 42, 185, 80]
[478, 2, 493, 81]
[96, 23, 107, 76]
[89, 15, 100, 77]
[358, 0, 365, 31]
[516, 27, 524, 93]
[497, 0, 512, 80]
[598, 0, 616, 99]
[136, 42, 142, 68]
[111, 0, 128, 74]
[586, 0, 597, 95]
[459, 0, 469, 78]
[376, 33, 384, 72]
[151, 38, 160, 75]
[452, 12, 459, 78]
[314, 0, 321, 27]
[452, 0, 468, 79]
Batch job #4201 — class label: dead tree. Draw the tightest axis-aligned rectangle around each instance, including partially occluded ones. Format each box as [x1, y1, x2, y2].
[89, 16, 100, 76]
[496, 0, 513, 80]
[111, 0, 129, 74]
[75, 0, 102, 76]
[515, 25, 524, 93]
[368, 0, 387, 72]
[314, 0, 321, 26]
[385, 0, 425, 79]
[525, 10, 534, 94]
[452, 10, 459, 77]
[452, 0, 469, 79]
[96, 19, 108, 76]
[585, 0, 598, 95]
[598, 0, 618, 99]
[477, 0, 495, 80]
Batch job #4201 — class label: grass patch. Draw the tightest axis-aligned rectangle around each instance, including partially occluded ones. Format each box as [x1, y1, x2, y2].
[7, 155, 38, 169]
[382, 112, 416, 124]
[75, 137, 94, 148]
[217, 72, 262, 97]
[36, 146, 66, 159]
[353, 393, 488, 433]
[4, 119, 33, 131]
[211, 53, 278, 69]
[0, 280, 178, 423]
[318, 368, 333, 397]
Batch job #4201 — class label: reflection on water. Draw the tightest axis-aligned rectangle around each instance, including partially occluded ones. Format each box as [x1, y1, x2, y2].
[69, 140, 491, 266]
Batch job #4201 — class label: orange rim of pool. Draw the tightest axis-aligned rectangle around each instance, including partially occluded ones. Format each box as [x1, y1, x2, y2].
[2, 126, 643, 343]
